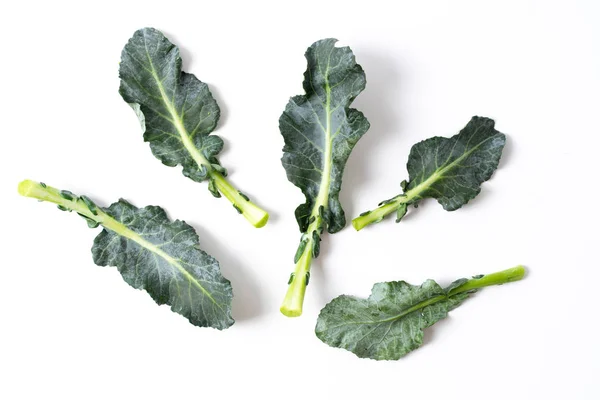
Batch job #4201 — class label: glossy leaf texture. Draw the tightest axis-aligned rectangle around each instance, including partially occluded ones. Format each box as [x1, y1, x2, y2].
[18, 180, 233, 329]
[316, 266, 525, 360]
[119, 27, 223, 183]
[280, 38, 370, 234]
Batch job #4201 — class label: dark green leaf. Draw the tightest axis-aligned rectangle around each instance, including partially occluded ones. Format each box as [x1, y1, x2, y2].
[119, 28, 222, 183]
[405, 116, 506, 210]
[280, 38, 370, 234]
[92, 200, 233, 329]
[19, 180, 234, 329]
[316, 267, 525, 360]
[352, 117, 506, 230]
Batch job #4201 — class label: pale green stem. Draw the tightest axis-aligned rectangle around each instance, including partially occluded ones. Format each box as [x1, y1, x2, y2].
[18, 179, 223, 304]
[351, 174, 438, 231]
[352, 198, 405, 231]
[280, 209, 324, 317]
[280, 241, 313, 317]
[211, 171, 269, 228]
[448, 265, 526, 295]
[18, 180, 135, 237]
[19, 180, 101, 221]
[17, 179, 145, 242]
[374, 266, 526, 324]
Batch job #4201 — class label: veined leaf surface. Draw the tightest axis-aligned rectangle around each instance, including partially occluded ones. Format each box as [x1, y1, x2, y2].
[316, 266, 525, 360]
[352, 117, 506, 230]
[279, 39, 370, 317]
[405, 116, 506, 210]
[118, 28, 269, 228]
[280, 38, 370, 234]
[119, 27, 222, 182]
[18, 180, 234, 329]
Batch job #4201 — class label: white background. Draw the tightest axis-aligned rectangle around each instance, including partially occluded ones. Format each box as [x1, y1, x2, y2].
[1, 0, 598, 398]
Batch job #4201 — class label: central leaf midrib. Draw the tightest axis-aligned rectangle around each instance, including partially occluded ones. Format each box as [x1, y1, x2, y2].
[405, 135, 496, 200]
[143, 42, 211, 170]
[311, 63, 334, 225]
[100, 212, 223, 310]
[333, 293, 451, 329]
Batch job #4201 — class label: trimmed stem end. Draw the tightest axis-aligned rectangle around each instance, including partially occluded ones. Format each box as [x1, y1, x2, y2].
[18, 179, 37, 197]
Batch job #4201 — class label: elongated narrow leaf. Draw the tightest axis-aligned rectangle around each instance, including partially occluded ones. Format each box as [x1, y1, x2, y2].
[352, 117, 506, 230]
[279, 39, 370, 317]
[119, 28, 222, 182]
[316, 266, 525, 360]
[280, 38, 370, 234]
[405, 116, 506, 210]
[18, 180, 233, 329]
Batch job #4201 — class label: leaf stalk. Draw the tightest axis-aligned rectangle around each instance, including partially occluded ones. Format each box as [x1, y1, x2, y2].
[280, 240, 314, 317]
[210, 172, 269, 228]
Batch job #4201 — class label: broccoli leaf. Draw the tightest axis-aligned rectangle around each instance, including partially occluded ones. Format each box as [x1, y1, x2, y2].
[352, 116, 506, 230]
[18, 180, 234, 329]
[316, 266, 525, 360]
[279, 39, 370, 316]
[119, 28, 268, 228]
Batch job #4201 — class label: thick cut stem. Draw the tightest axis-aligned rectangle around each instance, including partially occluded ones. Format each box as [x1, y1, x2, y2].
[280, 204, 325, 317]
[18, 180, 129, 237]
[280, 241, 314, 317]
[19, 180, 99, 221]
[211, 172, 269, 228]
[448, 265, 526, 296]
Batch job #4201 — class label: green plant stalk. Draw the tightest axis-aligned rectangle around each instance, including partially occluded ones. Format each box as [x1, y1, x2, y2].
[351, 172, 441, 231]
[281, 69, 335, 317]
[280, 242, 313, 317]
[351, 195, 406, 231]
[17, 180, 147, 240]
[374, 265, 526, 324]
[17, 179, 205, 279]
[280, 207, 325, 317]
[211, 171, 269, 228]
[448, 266, 526, 295]
[144, 52, 269, 229]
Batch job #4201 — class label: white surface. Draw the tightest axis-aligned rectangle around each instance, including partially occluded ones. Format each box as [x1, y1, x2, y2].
[1, 0, 598, 398]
